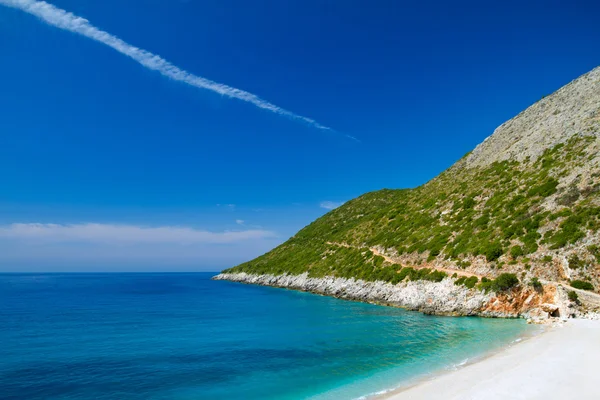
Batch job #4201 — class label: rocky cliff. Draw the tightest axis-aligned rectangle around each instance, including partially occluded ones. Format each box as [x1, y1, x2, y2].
[215, 66, 600, 321]
[465, 66, 600, 167]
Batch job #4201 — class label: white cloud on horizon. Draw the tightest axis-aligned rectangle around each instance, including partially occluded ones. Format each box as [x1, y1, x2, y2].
[320, 201, 343, 210]
[0, 0, 346, 135]
[0, 223, 276, 244]
[0, 222, 283, 271]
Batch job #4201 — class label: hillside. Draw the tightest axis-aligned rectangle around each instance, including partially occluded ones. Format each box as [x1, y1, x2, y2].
[217, 66, 600, 320]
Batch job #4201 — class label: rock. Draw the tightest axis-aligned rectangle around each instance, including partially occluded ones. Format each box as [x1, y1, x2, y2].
[540, 303, 559, 313]
[465, 66, 600, 168]
[215, 272, 495, 317]
[524, 307, 550, 322]
[214, 273, 600, 321]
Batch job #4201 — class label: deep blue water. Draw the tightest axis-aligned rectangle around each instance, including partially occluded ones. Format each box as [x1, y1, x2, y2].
[0, 273, 534, 399]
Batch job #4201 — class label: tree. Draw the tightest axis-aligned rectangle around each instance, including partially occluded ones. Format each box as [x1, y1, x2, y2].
[492, 273, 519, 291]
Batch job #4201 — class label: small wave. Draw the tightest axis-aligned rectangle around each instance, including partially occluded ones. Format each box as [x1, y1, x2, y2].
[353, 386, 396, 400]
[443, 357, 470, 371]
[455, 358, 469, 367]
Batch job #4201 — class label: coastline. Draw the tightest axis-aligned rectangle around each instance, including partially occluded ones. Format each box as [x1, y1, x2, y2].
[212, 272, 492, 316]
[378, 319, 600, 399]
[216, 273, 600, 399]
[213, 272, 568, 320]
[356, 324, 544, 399]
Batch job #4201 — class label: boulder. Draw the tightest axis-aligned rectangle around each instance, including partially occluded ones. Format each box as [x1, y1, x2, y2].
[540, 303, 559, 313]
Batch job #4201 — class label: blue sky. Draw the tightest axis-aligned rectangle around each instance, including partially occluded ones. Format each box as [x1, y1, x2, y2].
[1, 0, 599, 271]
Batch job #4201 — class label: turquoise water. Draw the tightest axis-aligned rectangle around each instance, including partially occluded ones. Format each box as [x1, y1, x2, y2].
[0, 273, 534, 399]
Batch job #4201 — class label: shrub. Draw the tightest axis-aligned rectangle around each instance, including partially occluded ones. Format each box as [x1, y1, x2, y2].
[528, 178, 559, 197]
[530, 277, 542, 291]
[509, 245, 524, 258]
[568, 290, 579, 302]
[478, 280, 494, 292]
[397, 267, 415, 282]
[483, 242, 503, 262]
[424, 270, 448, 282]
[570, 280, 594, 291]
[549, 209, 572, 221]
[464, 276, 479, 289]
[474, 214, 490, 229]
[522, 233, 540, 254]
[568, 254, 584, 269]
[546, 214, 586, 249]
[493, 273, 519, 291]
[462, 197, 476, 210]
[454, 276, 466, 286]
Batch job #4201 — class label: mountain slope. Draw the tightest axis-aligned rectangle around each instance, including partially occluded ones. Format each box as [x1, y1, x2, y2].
[218, 66, 600, 320]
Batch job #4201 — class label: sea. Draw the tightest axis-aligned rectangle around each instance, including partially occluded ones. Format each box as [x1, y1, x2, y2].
[0, 273, 536, 399]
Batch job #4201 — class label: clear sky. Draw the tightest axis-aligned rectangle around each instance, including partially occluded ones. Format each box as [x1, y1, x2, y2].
[1, 0, 599, 272]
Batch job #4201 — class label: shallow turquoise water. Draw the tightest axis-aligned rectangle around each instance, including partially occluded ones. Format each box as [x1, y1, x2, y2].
[0, 273, 534, 399]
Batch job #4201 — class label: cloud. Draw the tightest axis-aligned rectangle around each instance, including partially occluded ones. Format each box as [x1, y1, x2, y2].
[0, 223, 276, 244]
[0, 222, 283, 271]
[320, 201, 343, 210]
[235, 219, 245, 225]
[0, 0, 347, 135]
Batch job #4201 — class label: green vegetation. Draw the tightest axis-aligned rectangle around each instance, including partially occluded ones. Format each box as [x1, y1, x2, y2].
[568, 290, 579, 302]
[509, 245, 524, 258]
[527, 178, 559, 197]
[568, 254, 584, 269]
[464, 276, 479, 288]
[483, 242, 503, 262]
[493, 273, 520, 291]
[570, 280, 594, 291]
[542, 206, 600, 249]
[225, 136, 599, 293]
[476, 274, 519, 293]
[530, 277, 543, 291]
[455, 275, 478, 289]
[588, 245, 600, 263]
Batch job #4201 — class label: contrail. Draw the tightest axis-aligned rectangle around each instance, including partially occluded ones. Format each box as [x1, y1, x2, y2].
[2, 0, 355, 138]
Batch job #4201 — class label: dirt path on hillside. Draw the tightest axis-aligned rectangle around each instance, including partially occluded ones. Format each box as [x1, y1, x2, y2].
[325, 241, 600, 311]
[367, 246, 484, 279]
[326, 241, 483, 278]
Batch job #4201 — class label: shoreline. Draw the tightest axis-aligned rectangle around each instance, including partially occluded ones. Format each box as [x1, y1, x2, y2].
[216, 273, 600, 398]
[367, 324, 545, 399]
[375, 319, 599, 399]
[214, 273, 532, 319]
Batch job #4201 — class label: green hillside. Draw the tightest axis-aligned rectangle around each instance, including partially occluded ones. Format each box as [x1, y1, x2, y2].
[224, 67, 600, 293]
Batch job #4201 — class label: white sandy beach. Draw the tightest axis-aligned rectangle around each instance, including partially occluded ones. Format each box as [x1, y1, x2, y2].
[384, 319, 600, 400]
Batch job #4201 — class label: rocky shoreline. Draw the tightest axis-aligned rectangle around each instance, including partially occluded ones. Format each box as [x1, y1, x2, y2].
[212, 272, 572, 321]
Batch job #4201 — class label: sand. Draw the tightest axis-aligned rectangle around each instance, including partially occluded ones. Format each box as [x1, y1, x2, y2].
[383, 319, 600, 400]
